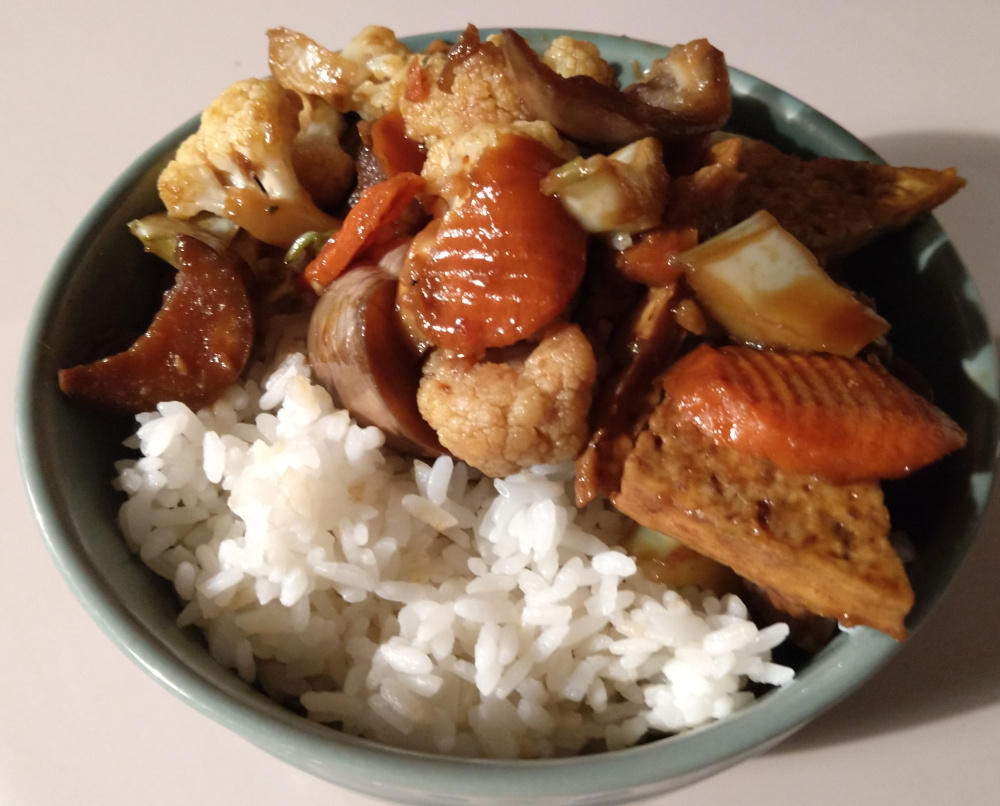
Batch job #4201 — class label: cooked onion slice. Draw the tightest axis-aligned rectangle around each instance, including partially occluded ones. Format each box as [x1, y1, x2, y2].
[397, 132, 588, 356]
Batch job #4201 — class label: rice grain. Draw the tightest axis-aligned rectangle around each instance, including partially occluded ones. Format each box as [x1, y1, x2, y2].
[112, 339, 794, 759]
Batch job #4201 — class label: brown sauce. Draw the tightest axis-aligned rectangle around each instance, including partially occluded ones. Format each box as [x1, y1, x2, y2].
[398, 133, 588, 356]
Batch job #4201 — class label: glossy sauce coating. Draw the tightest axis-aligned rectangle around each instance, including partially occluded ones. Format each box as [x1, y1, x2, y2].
[398, 133, 588, 356]
[58, 236, 254, 414]
[305, 172, 425, 289]
[371, 109, 427, 177]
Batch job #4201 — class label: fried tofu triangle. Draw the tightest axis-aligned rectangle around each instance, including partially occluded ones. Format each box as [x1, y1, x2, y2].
[727, 136, 966, 262]
[612, 402, 914, 639]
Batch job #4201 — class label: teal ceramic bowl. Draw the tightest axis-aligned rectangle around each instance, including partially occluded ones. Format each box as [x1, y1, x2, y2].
[16, 29, 999, 805]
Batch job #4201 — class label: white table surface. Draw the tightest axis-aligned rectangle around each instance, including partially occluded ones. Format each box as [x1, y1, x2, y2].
[3, 1, 999, 804]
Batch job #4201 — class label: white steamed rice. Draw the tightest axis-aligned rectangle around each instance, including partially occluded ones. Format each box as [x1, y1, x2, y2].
[113, 323, 793, 759]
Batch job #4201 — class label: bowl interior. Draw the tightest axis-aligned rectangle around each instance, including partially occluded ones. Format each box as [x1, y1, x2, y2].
[15, 28, 1000, 806]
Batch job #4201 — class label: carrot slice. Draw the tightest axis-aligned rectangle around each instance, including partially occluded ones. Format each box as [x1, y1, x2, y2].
[397, 133, 588, 356]
[305, 171, 425, 290]
[662, 344, 967, 483]
[615, 226, 698, 286]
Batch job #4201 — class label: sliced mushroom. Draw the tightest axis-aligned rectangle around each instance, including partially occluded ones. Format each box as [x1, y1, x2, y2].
[497, 29, 730, 149]
[623, 38, 731, 132]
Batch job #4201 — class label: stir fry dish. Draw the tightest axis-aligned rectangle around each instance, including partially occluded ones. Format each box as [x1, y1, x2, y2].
[60, 24, 967, 650]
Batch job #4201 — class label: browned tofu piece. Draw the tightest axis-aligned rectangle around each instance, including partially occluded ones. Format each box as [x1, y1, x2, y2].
[612, 399, 915, 640]
[727, 136, 966, 262]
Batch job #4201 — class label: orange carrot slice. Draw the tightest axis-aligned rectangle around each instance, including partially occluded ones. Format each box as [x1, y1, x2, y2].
[615, 226, 698, 286]
[305, 171, 425, 290]
[397, 133, 588, 356]
[662, 343, 967, 483]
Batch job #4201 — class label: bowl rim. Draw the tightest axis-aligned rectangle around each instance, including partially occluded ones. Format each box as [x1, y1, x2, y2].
[15, 27, 1000, 804]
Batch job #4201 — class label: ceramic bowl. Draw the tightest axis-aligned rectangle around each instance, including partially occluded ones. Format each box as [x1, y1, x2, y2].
[16, 29, 999, 806]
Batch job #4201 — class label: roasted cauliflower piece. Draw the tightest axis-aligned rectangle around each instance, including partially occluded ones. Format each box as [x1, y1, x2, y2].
[421, 121, 578, 209]
[543, 35, 617, 86]
[399, 26, 531, 144]
[417, 323, 598, 477]
[157, 78, 341, 248]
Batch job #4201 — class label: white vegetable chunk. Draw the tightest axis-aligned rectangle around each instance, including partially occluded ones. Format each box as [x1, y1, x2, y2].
[677, 210, 889, 356]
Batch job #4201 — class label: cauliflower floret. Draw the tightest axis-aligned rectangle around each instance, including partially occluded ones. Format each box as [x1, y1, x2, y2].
[292, 93, 356, 208]
[341, 25, 414, 119]
[158, 78, 341, 248]
[417, 323, 598, 477]
[399, 35, 531, 144]
[421, 121, 579, 209]
[542, 35, 617, 86]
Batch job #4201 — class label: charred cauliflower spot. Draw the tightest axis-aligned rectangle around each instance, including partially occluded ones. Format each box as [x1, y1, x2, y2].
[417, 323, 597, 477]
